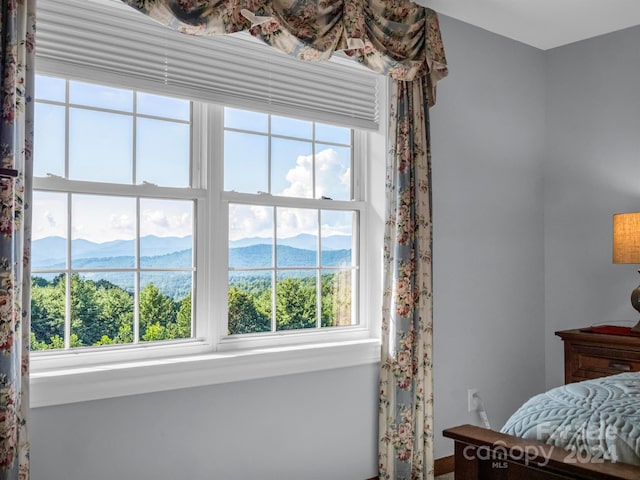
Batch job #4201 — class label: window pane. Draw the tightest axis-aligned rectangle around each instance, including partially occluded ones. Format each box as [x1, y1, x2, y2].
[228, 272, 272, 334]
[276, 271, 317, 331]
[32, 191, 67, 270]
[30, 273, 66, 351]
[35, 75, 66, 102]
[71, 195, 136, 267]
[70, 273, 134, 348]
[69, 80, 133, 112]
[137, 92, 190, 121]
[69, 108, 133, 184]
[321, 270, 353, 327]
[224, 131, 268, 193]
[140, 199, 193, 268]
[229, 204, 273, 268]
[271, 138, 313, 197]
[321, 210, 354, 266]
[315, 145, 351, 201]
[271, 116, 312, 139]
[136, 118, 190, 187]
[276, 208, 318, 267]
[139, 273, 192, 342]
[315, 123, 351, 145]
[224, 108, 268, 133]
[34, 103, 66, 178]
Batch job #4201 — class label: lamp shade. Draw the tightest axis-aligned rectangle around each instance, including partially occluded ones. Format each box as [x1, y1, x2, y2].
[613, 213, 640, 263]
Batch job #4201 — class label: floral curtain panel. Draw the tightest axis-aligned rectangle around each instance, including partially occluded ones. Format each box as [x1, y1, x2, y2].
[0, 0, 35, 479]
[122, 1, 446, 479]
[379, 77, 434, 480]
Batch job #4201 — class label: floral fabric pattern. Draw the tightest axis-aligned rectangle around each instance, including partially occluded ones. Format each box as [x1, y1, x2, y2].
[121, 0, 448, 93]
[0, 0, 34, 479]
[379, 78, 434, 480]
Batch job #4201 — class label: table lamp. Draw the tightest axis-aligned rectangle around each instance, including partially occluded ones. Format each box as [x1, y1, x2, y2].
[613, 212, 640, 333]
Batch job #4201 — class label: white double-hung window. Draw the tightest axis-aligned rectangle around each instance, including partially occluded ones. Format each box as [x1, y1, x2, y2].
[32, 77, 198, 350]
[223, 110, 361, 337]
[30, 0, 384, 406]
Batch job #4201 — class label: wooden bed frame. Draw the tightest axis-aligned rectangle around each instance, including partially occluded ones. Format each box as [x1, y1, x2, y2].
[443, 424, 640, 480]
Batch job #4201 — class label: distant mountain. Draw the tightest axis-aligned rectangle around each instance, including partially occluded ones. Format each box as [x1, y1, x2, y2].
[229, 244, 351, 268]
[230, 233, 352, 250]
[31, 238, 351, 299]
[50, 249, 193, 270]
[35, 245, 349, 271]
[32, 235, 193, 267]
[34, 233, 351, 269]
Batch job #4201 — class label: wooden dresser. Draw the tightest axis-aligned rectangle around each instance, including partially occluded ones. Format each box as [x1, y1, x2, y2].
[555, 328, 640, 383]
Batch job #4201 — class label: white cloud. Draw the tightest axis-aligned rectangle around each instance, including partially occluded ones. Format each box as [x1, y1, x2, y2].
[278, 148, 350, 200]
[280, 153, 313, 198]
[228, 148, 352, 240]
[109, 214, 134, 234]
[141, 209, 192, 237]
[229, 204, 273, 241]
[277, 207, 317, 239]
[143, 210, 171, 230]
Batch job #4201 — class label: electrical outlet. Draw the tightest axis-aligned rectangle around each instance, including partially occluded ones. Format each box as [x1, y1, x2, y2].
[468, 388, 479, 412]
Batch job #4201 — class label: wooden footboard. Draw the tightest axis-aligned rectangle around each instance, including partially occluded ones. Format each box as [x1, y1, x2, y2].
[443, 425, 640, 480]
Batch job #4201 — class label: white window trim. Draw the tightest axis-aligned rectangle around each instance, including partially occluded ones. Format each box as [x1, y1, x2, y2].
[29, 63, 388, 410]
[30, 339, 381, 408]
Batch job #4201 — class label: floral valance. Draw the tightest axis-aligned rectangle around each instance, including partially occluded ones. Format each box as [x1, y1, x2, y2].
[121, 0, 448, 105]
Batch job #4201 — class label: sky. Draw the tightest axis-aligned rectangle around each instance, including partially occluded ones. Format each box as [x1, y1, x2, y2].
[33, 77, 354, 243]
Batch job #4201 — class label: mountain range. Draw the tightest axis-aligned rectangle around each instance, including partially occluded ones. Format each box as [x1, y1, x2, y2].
[32, 234, 353, 270]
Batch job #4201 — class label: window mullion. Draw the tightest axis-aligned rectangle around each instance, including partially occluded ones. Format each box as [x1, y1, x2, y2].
[134, 197, 141, 344]
[132, 92, 138, 185]
[33, 177, 205, 200]
[220, 191, 363, 211]
[271, 206, 277, 333]
[64, 192, 72, 350]
[207, 103, 225, 343]
[267, 114, 272, 194]
[64, 79, 70, 179]
[316, 209, 322, 329]
[63, 79, 71, 350]
[312, 122, 316, 200]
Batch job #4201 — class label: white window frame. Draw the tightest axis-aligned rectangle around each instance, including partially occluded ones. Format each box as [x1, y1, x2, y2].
[213, 107, 368, 350]
[29, 65, 386, 409]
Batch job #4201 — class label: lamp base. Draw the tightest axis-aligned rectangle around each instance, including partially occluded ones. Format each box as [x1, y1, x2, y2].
[632, 274, 640, 333]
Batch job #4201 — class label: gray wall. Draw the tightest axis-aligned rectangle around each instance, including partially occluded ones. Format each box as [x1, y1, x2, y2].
[544, 26, 640, 388]
[431, 17, 546, 458]
[31, 365, 380, 480]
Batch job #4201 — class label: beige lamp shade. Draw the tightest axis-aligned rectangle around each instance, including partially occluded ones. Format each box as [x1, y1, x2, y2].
[613, 213, 640, 263]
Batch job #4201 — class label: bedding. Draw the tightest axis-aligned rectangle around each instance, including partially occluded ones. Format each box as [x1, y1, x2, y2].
[501, 372, 640, 466]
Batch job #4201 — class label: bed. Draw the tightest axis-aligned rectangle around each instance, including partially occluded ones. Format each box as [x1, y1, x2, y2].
[443, 372, 640, 479]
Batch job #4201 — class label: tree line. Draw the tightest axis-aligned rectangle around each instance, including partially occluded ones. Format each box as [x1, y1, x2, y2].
[228, 273, 352, 334]
[30, 271, 353, 350]
[30, 274, 191, 350]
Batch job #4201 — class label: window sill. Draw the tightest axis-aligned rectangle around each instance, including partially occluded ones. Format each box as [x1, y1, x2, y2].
[30, 338, 381, 408]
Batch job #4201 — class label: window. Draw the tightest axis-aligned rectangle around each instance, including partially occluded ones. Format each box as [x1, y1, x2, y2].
[31, 75, 365, 355]
[31, 0, 383, 407]
[31, 76, 198, 351]
[223, 109, 360, 335]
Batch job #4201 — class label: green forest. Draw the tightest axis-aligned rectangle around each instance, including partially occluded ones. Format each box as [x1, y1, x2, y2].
[30, 274, 192, 350]
[30, 271, 352, 350]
